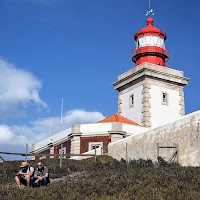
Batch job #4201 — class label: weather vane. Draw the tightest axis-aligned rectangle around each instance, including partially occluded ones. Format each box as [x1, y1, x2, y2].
[146, 0, 154, 17]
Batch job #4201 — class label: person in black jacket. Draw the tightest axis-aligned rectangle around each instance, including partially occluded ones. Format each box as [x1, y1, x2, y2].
[33, 161, 49, 187]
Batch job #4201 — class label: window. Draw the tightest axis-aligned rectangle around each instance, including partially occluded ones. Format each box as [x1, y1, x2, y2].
[59, 147, 66, 159]
[163, 93, 167, 103]
[129, 94, 134, 108]
[135, 36, 165, 50]
[91, 144, 101, 150]
[162, 92, 168, 105]
[88, 142, 103, 151]
[136, 39, 140, 49]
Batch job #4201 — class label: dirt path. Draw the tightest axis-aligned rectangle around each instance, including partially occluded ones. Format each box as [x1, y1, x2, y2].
[50, 171, 85, 183]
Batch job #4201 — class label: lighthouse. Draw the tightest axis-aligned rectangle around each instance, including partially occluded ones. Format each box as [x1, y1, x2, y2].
[132, 17, 169, 67]
[113, 13, 190, 128]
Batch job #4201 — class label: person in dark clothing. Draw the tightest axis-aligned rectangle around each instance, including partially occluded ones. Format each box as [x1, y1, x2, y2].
[33, 161, 49, 187]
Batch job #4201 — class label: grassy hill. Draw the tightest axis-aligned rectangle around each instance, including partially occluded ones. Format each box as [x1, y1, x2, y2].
[1, 156, 200, 199]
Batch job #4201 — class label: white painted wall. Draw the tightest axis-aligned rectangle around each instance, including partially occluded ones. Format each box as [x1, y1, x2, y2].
[149, 85, 181, 128]
[80, 123, 112, 136]
[122, 123, 149, 136]
[34, 127, 72, 151]
[121, 85, 143, 125]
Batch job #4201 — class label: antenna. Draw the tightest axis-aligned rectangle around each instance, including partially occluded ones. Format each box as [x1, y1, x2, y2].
[50, 117, 51, 136]
[149, 0, 150, 10]
[146, 0, 154, 17]
[61, 98, 63, 131]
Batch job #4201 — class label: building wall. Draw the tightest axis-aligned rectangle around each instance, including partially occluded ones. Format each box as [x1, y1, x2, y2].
[108, 110, 200, 166]
[113, 63, 190, 128]
[35, 149, 50, 160]
[33, 122, 147, 156]
[80, 123, 112, 136]
[35, 140, 71, 160]
[80, 136, 109, 154]
[54, 140, 71, 158]
[149, 85, 181, 128]
[120, 85, 143, 125]
[34, 127, 71, 152]
[122, 123, 149, 135]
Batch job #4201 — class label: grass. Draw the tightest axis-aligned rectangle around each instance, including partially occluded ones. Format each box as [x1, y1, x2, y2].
[0, 156, 200, 199]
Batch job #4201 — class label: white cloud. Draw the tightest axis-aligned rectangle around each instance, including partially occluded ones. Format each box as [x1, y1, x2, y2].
[0, 125, 15, 141]
[0, 125, 28, 146]
[30, 109, 105, 136]
[0, 109, 105, 159]
[0, 59, 47, 119]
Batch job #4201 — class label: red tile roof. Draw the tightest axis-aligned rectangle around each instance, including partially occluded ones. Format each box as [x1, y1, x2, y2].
[97, 113, 142, 126]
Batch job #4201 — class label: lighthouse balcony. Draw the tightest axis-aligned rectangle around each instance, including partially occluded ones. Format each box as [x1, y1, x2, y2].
[132, 46, 170, 67]
[132, 46, 169, 59]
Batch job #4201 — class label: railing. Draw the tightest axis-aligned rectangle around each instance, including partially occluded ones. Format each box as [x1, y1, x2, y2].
[0, 145, 98, 168]
[132, 46, 169, 58]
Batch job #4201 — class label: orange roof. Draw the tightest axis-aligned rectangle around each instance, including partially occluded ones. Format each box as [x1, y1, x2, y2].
[97, 113, 142, 126]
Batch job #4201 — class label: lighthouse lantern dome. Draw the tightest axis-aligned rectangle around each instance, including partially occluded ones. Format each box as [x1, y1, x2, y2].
[132, 17, 169, 67]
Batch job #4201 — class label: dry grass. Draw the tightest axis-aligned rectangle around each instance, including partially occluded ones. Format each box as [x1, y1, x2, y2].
[0, 156, 200, 199]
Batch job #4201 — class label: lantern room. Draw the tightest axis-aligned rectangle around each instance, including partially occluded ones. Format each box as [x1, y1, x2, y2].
[132, 17, 169, 67]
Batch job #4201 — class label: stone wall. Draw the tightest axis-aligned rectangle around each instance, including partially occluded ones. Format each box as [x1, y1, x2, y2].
[108, 110, 200, 166]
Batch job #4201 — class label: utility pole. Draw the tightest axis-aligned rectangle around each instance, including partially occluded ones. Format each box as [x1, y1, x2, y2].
[61, 98, 63, 131]
[126, 143, 128, 163]
[50, 117, 52, 137]
[60, 144, 63, 168]
[94, 145, 97, 162]
[25, 143, 28, 162]
[198, 121, 200, 166]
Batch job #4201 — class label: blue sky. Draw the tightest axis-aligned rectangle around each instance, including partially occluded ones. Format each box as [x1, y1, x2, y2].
[0, 0, 199, 160]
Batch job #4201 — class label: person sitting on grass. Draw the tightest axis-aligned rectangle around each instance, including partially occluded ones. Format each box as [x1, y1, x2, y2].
[15, 162, 34, 190]
[33, 161, 49, 187]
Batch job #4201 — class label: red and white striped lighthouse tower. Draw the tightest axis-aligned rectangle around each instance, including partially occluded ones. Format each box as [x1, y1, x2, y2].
[132, 14, 169, 67]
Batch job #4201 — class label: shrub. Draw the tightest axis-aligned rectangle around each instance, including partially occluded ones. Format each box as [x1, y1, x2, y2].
[0, 156, 200, 199]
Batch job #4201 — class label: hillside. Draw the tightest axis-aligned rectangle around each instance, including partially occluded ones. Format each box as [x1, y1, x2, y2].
[1, 156, 200, 199]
